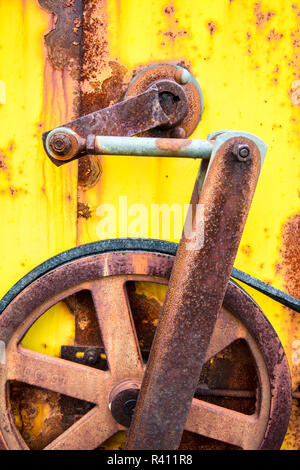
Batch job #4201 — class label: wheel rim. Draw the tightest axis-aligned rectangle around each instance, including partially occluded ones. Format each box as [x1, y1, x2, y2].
[0, 245, 291, 450]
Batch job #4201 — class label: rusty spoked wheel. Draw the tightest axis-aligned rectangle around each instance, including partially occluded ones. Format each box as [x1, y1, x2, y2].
[0, 239, 291, 450]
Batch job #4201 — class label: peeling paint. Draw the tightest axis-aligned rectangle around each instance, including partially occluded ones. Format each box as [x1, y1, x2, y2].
[159, 2, 189, 45]
[77, 201, 92, 219]
[38, 0, 82, 76]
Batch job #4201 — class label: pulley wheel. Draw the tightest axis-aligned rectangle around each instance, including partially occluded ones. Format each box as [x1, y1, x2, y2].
[125, 63, 204, 138]
[0, 239, 291, 450]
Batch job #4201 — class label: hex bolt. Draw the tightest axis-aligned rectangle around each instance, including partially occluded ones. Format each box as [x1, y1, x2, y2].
[232, 144, 252, 161]
[48, 132, 72, 156]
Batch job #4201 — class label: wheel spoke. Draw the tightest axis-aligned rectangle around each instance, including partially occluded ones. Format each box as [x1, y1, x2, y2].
[45, 406, 118, 450]
[89, 277, 144, 380]
[7, 346, 109, 404]
[205, 307, 244, 361]
[185, 398, 258, 449]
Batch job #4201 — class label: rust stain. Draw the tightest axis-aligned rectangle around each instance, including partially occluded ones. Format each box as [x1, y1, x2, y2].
[156, 138, 192, 152]
[241, 244, 253, 257]
[207, 21, 217, 36]
[0, 141, 15, 177]
[79, 0, 130, 187]
[287, 4, 300, 86]
[78, 155, 102, 188]
[81, 61, 130, 115]
[38, 0, 82, 76]
[127, 282, 163, 350]
[77, 201, 92, 219]
[254, 2, 276, 28]
[9, 186, 18, 197]
[159, 3, 189, 45]
[10, 383, 65, 450]
[64, 290, 102, 346]
[266, 28, 284, 42]
[81, 0, 111, 97]
[0, 150, 7, 171]
[290, 80, 300, 105]
[10, 382, 92, 450]
[164, 5, 176, 16]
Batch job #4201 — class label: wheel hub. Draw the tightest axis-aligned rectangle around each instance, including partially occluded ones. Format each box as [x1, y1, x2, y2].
[109, 379, 141, 427]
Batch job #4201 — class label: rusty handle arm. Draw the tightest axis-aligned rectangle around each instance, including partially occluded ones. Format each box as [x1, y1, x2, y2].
[125, 132, 266, 450]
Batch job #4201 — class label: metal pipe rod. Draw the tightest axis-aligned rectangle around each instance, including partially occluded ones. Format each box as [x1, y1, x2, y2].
[94, 135, 214, 158]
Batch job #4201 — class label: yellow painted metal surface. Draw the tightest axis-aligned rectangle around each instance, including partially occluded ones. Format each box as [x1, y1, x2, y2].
[0, 0, 78, 343]
[0, 0, 298, 449]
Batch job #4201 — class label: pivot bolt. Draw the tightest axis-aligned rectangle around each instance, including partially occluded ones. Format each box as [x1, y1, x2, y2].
[232, 144, 252, 161]
[48, 132, 72, 156]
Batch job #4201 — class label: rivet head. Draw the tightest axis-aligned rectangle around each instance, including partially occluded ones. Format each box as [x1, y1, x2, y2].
[175, 68, 191, 85]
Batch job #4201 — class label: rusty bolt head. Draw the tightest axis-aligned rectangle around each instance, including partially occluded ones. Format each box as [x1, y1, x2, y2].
[48, 132, 72, 156]
[232, 144, 252, 161]
[84, 349, 99, 365]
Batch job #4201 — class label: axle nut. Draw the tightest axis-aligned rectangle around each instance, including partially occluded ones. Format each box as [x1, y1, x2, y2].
[46, 127, 86, 161]
[48, 132, 72, 156]
[109, 379, 140, 427]
[232, 144, 252, 161]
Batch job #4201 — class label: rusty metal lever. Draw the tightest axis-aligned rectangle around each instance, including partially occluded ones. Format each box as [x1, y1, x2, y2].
[125, 131, 267, 450]
[42, 80, 189, 166]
